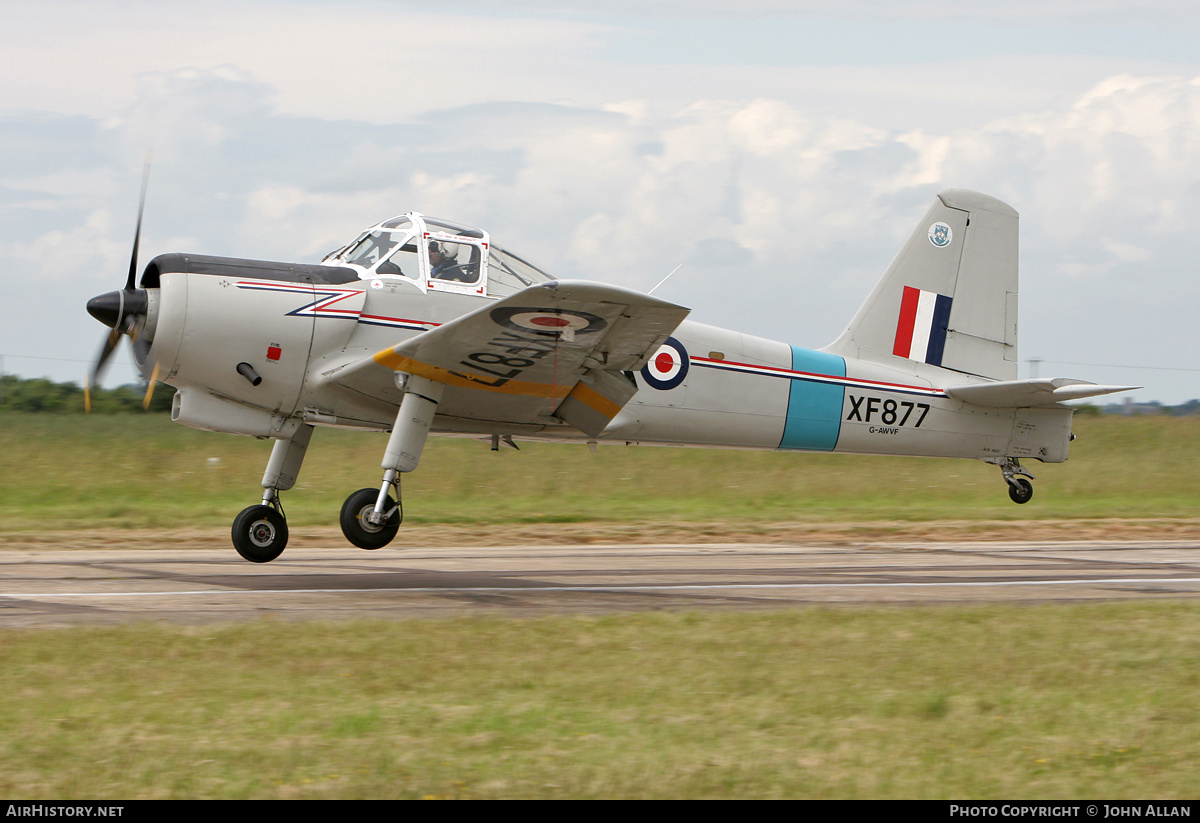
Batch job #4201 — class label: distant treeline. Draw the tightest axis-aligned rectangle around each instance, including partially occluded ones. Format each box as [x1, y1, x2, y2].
[1094, 399, 1200, 416]
[0, 375, 175, 413]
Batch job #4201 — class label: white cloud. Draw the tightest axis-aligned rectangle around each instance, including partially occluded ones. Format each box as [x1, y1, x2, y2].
[3, 209, 125, 285]
[0, 2, 614, 123]
[440, 0, 1200, 25]
[5, 51, 1200, 398]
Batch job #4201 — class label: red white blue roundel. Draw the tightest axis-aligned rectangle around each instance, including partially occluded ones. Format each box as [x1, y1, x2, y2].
[490, 306, 607, 336]
[640, 337, 689, 390]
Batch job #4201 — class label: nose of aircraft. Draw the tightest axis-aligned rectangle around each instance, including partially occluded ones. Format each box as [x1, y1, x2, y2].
[87, 288, 148, 329]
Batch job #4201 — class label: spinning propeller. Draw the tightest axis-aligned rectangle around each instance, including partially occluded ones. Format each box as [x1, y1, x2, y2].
[85, 154, 159, 411]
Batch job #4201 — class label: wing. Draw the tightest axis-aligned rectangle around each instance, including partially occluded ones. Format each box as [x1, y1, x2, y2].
[328, 280, 690, 436]
[945, 378, 1139, 408]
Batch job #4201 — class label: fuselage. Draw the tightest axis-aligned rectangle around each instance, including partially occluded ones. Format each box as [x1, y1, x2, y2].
[143, 258, 1072, 466]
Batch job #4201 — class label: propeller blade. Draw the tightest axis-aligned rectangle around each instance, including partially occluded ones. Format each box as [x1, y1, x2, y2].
[91, 326, 121, 387]
[143, 362, 161, 410]
[126, 151, 153, 292]
[86, 327, 121, 411]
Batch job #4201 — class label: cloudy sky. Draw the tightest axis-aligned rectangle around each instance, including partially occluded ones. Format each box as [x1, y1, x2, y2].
[3, 0, 1199, 403]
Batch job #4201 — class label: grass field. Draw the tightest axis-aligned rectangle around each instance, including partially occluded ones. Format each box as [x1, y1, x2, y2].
[2, 411, 1199, 531]
[2, 412, 1198, 798]
[2, 604, 1200, 799]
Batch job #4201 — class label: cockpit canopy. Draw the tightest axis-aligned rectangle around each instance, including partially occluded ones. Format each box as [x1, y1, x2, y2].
[321, 213, 557, 297]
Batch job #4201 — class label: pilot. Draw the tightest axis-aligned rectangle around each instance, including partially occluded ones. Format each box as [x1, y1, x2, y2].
[432, 242, 463, 283]
[429, 241, 472, 282]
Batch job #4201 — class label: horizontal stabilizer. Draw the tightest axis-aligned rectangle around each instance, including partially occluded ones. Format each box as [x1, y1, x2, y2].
[946, 378, 1140, 408]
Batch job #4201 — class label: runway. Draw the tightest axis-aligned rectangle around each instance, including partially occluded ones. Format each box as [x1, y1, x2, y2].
[3, 538, 1200, 627]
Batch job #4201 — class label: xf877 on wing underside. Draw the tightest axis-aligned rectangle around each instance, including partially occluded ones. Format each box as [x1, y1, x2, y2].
[85, 186, 1137, 562]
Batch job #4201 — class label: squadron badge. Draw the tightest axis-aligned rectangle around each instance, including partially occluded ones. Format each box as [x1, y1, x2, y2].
[928, 222, 953, 248]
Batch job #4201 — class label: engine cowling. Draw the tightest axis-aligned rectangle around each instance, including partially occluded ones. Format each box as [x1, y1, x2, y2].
[143, 254, 364, 434]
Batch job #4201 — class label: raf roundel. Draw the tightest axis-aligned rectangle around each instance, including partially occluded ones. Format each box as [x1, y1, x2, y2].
[489, 306, 608, 337]
[640, 337, 689, 390]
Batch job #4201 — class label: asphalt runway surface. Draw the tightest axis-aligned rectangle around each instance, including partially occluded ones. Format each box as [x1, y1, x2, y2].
[3, 537, 1200, 627]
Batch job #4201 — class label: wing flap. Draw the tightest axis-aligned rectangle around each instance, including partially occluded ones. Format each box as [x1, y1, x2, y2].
[946, 378, 1139, 408]
[553, 368, 640, 438]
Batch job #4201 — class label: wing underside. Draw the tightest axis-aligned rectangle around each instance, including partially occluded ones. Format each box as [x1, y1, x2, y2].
[327, 281, 689, 436]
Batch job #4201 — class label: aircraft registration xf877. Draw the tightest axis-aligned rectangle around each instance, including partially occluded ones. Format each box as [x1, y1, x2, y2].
[86, 185, 1136, 562]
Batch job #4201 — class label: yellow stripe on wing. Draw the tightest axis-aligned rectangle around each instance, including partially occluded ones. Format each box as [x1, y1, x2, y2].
[567, 381, 623, 420]
[373, 350, 572, 399]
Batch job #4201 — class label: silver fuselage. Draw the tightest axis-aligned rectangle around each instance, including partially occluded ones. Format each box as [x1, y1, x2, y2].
[149, 269, 1071, 465]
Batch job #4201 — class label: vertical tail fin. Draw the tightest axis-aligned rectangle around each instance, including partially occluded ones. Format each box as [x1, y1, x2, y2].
[823, 189, 1019, 381]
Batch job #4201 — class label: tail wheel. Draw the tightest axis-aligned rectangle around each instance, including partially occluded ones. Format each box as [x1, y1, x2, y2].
[1007, 478, 1034, 505]
[232, 504, 289, 563]
[340, 488, 401, 550]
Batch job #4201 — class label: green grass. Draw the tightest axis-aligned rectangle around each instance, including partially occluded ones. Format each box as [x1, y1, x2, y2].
[1, 412, 1198, 530]
[2, 603, 1199, 799]
[3, 413, 1199, 799]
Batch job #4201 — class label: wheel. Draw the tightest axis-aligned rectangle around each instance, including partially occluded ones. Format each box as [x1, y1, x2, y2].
[231, 504, 289, 563]
[1007, 478, 1034, 505]
[340, 488, 401, 550]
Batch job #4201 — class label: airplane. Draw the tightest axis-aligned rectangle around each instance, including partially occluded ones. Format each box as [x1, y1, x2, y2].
[86, 182, 1138, 563]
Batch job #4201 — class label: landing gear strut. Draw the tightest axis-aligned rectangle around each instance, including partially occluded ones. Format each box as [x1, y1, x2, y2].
[230, 374, 442, 560]
[231, 424, 313, 563]
[340, 373, 443, 551]
[988, 456, 1035, 505]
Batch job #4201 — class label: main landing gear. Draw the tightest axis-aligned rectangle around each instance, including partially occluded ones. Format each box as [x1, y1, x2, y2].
[340, 485, 401, 550]
[988, 456, 1035, 505]
[232, 493, 289, 563]
[229, 374, 444, 563]
[232, 424, 312, 563]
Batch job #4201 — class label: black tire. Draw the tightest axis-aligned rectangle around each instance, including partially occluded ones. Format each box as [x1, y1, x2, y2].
[1008, 478, 1034, 505]
[340, 487, 401, 550]
[232, 504, 288, 563]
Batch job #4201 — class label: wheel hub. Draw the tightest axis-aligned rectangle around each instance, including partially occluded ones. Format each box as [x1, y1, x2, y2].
[357, 506, 386, 533]
[249, 519, 277, 547]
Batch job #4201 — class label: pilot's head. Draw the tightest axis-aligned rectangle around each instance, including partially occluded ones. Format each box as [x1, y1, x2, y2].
[429, 241, 457, 265]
